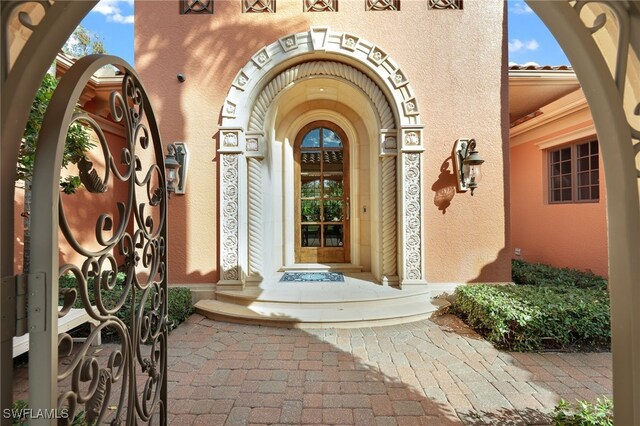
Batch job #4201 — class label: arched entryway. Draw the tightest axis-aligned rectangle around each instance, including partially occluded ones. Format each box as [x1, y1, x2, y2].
[217, 33, 427, 288]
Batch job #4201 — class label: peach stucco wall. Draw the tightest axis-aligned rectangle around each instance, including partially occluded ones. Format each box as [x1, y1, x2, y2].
[510, 100, 608, 277]
[135, 0, 510, 284]
[14, 125, 128, 273]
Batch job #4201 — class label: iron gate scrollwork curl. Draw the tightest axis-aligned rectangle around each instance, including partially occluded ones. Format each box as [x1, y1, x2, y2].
[32, 54, 168, 425]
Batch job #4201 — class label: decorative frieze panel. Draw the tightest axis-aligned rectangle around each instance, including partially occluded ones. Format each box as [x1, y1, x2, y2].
[389, 69, 409, 89]
[380, 129, 398, 156]
[223, 100, 238, 119]
[181, 0, 214, 14]
[245, 132, 265, 158]
[305, 0, 338, 12]
[279, 35, 299, 52]
[402, 98, 419, 117]
[367, 0, 400, 11]
[428, 0, 462, 9]
[252, 48, 271, 69]
[341, 34, 360, 51]
[403, 153, 423, 281]
[221, 154, 240, 282]
[219, 127, 244, 153]
[243, 0, 276, 12]
[367, 46, 389, 66]
[233, 72, 250, 91]
[400, 126, 424, 151]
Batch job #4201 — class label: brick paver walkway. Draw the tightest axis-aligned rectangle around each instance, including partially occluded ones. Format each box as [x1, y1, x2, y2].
[163, 314, 612, 425]
[11, 314, 612, 425]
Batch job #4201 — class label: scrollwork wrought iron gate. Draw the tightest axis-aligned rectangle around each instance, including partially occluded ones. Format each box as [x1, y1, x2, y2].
[25, 54, 168, 425]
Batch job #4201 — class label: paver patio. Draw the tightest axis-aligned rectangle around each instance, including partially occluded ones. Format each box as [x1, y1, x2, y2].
[12, 314, 612, 425]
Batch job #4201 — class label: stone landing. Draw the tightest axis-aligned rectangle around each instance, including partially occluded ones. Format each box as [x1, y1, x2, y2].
[195, 273, 456, 328]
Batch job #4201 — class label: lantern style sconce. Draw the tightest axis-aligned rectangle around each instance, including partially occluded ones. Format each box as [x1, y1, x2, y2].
[454, 138, 485, 196]
[164, 142, 189, 196]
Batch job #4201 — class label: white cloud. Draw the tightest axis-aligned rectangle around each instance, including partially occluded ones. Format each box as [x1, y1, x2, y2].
[91, 0, 134, 24]
[509, 1, 533, 14]
[509, 38, 540, 53]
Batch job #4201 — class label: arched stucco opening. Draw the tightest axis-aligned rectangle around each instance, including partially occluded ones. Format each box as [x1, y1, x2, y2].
[217, 30, 428, 288]
[263, 77, 380, 278]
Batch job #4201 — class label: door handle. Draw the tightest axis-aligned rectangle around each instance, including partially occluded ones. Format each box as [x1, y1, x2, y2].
[346, 201, 350, 221]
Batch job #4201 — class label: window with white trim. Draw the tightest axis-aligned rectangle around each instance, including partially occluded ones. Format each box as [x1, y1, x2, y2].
[548, 140, 599, 203]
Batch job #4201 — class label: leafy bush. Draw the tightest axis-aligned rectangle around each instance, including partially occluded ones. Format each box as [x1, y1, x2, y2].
[512, 259, 607, 290]
[552, 398, 613, 426]
[59, 273, 194, 341]
[451, 284, 610, 351]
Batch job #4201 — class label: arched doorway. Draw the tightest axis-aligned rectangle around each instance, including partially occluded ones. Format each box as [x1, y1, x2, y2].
[295, 121, 351, 263]
[217, 37, 427, 288]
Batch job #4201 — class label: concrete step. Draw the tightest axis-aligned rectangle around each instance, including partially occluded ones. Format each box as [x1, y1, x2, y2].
[280, 264, 364, 272]
[194, 295, 450, 328]
[215, 286, 433, 306]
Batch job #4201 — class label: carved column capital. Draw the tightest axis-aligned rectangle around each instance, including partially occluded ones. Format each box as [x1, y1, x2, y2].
[245, 131, 265, 159]
[379, 129, 398, 156]
[400, 125, 425, 153]
[218, 127, 244, 154]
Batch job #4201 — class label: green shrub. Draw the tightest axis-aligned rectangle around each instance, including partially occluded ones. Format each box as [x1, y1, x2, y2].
[451, 284, 610, 351]
[552, 398, 613, 426]
[59, 273, 194, 341]
[512, 259, 607, 290]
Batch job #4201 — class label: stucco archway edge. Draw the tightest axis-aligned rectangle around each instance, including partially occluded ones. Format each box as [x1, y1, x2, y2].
[247, 61, 395, 132]
[218, 27, 422, 135]
[216, 28, 427, 287]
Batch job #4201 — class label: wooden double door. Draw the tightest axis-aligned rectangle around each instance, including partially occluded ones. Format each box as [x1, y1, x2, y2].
[295, 121, 350, 263]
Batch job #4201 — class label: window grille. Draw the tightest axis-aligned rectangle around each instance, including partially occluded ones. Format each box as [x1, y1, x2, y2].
[428, 0, 462, 9]
[180, 0, 214, 14]
[366, 0, 399, 11]
[244, 0, 276, 13]
[549, 140, 599, 203]
[305, 0, 338, 11]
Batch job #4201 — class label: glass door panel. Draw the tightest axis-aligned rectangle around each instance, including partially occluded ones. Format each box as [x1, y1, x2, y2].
[295, 123, 350, 263]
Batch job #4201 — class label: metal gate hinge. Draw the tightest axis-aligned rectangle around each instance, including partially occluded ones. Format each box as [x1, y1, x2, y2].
[0, 273, 46, 340]
[1, 274, 26, 340]
[15, 274, 28, 336]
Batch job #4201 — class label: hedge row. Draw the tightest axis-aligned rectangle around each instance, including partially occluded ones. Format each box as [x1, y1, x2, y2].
[59, 273, 194, 341]
[512, 259, 607, 290]
[452, 283, 610, 352]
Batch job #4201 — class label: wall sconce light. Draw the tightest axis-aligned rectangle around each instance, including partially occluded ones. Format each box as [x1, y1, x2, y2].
[164, 142, 189, 196]
[454, 138, 485, 196]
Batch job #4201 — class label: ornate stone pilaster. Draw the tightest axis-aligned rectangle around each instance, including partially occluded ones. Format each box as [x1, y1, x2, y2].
[245, 132, 265, 284]
[379, 130, 399, 285]
[218, 128, 244, 287]
[399, 126, 426, 286]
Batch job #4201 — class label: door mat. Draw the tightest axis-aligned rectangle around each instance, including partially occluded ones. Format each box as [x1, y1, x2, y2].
[280, 272, 345, 282]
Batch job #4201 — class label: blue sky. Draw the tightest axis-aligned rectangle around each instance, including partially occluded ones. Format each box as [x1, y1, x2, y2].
[507, 0, 570, 66]
[79, 0, 570, 68]
[81, 0, 134, 65]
